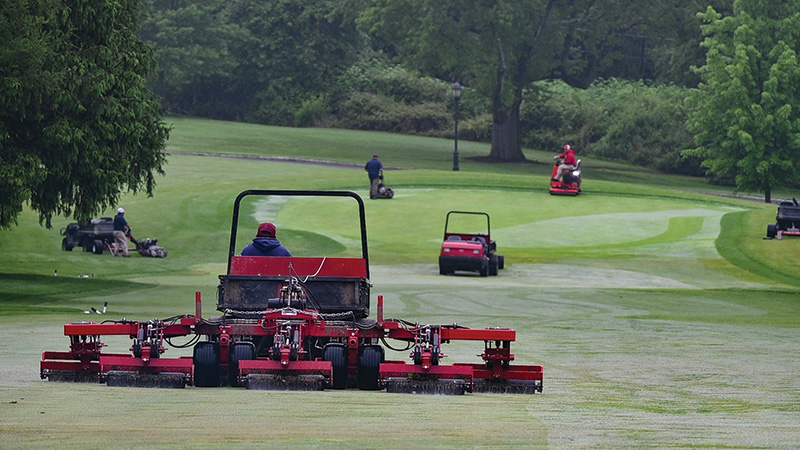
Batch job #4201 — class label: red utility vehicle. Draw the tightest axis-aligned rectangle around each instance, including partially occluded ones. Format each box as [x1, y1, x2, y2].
[41, 190, 541, 394]
[438, 211, 504, 277]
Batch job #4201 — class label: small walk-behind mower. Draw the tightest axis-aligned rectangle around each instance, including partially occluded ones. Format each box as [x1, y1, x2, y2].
[549, 158, 582, 196]
[766, 198, 800, 239]
[439, 211, 504, 277]
[41, 190, 542, 394]
[372, 171, 394, 199]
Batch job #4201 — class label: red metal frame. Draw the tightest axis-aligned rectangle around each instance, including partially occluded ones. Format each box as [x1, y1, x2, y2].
[40, 292, 543, 391]
[231, 256, 368, 278]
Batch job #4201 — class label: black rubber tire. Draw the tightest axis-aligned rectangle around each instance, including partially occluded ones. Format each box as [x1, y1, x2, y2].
[439, 265, 449, 275]
[193, 341, 221, 387]
[357, 345, 384, 390]
[489, 260, 498, 276]
[767, 224, 777, 238]
[92, 239, 104, 254]
[62, 238, 73, 252]
[498, 255, 505, 269]
[229, 342, 256, 387]
[479, 260, 488, 277]
[323, 343, 348, 389]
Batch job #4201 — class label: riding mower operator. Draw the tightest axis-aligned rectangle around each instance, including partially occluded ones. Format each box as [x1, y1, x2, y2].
[242, 222, 292, 257]
[553, 145, 577, 181]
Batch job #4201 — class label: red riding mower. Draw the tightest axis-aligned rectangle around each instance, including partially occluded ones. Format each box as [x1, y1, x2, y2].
[549, 158, 582, 196]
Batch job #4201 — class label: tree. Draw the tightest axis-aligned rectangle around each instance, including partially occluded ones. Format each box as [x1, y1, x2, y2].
[358, 0, 665, 161]
[0, 0, 169, 229]
[225, 0, 365, 125]
[687, 1, 800, 203]
[139, 0, 247, 119]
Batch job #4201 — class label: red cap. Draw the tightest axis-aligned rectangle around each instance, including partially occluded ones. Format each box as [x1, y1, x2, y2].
[257, 222, 276, 237]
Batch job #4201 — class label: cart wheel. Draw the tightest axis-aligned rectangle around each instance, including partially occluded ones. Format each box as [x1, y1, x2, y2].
[193, 341, 221, 387]
[358, 345, 384, 390]
[92, 239, 104, 254]
[62, 238, 73, 252]
[489, 260, 498, 276]
[439, 265, 451, 275]
[323, 343, 348, 389]
[479, 260, 488, 277]
[498, 255, 505, 269]
[229, 342, 255, 387]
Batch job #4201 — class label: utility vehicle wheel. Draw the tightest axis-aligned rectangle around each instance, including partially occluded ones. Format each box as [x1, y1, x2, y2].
[62, 238, 73, 252]
[193, 341, 221, 387]
[479, 260, 488, 277]
[229, 342, 255, 387]
[498, 255, 505, 269]
[358, 345, 384, 390]
[323, 343, 348, 389]
[92, 239, 104, 254]
[489, 260, 498, 276]
[439, 266, 450, 275]
[767, 224, 777, 239]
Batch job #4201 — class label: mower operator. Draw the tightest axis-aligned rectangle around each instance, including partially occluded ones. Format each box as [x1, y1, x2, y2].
[242, 222, 292, 257]
[113, 208, 131, 257]
[554, 144, 577, 181]
[364, 154, 383, 199]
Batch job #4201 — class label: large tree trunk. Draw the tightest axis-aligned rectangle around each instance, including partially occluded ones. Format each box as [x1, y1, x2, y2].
[489, 105, 526, 161]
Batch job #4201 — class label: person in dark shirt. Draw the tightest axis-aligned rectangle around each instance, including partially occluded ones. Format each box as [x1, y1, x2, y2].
[113, 208, 131, 257]
[242, 222, 292, 257]
[364, 154, 383, 199]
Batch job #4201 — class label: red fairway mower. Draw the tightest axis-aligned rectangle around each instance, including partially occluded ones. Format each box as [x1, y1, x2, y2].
[41, 190, 542, 394]
[439, 211, 504, 277]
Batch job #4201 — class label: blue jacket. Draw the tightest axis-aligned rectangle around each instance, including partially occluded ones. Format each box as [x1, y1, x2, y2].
[365, 158, 383, 180]
[242, 238, 292, 257]
[113, 214, 129, 232]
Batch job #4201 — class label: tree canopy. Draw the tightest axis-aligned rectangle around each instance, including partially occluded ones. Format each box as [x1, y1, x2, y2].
[358, 1, 691, 161]
[0, 0, 169, 229]
[687, 0, 800, 202]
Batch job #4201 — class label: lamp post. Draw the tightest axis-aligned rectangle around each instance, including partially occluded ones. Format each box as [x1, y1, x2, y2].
[452, 81, 462, 171]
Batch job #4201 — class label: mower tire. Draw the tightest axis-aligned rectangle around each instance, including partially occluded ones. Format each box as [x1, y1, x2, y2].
[229, 341, 256, 387]
[357, 345, 384, 390]
[193, 341, 221, 387]
[767, 224, 778, 239]
[323, 343, 348, 389]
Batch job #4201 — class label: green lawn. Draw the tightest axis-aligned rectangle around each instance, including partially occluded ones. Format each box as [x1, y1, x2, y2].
[1, 117, 799, 449]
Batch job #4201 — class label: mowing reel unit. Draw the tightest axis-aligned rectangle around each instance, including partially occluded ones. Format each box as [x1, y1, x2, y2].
[41, 190, 543, 394]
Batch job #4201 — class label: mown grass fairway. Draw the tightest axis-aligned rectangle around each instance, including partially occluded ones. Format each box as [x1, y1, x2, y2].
[1, 118, 799, 449]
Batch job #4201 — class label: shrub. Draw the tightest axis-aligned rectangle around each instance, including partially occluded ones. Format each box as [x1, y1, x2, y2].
[295, 95, 331, 128]
[521, 79, 701, 175]
[332, 92, 450, 134]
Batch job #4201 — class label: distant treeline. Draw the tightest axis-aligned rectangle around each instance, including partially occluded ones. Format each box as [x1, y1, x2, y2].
[138, 0, 712, 176]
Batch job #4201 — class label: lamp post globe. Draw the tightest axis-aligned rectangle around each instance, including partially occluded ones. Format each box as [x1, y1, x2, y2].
[452, 82, 463, 171]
